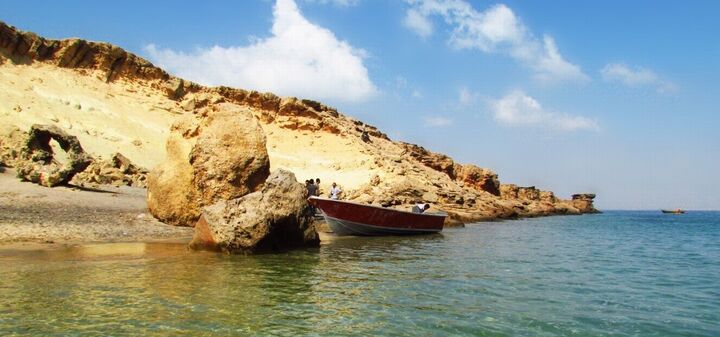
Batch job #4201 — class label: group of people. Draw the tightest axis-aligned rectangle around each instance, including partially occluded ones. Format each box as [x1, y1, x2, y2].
[305, 178, 342, 200]
[305, 178, 432, 214]
[305, 178, 321, 198]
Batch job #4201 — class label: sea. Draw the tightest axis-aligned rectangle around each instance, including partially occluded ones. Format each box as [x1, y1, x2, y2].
[1, 211, 718, 336]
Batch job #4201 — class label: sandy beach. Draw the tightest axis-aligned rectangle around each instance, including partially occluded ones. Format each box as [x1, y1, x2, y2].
[0, 167, 193, 245]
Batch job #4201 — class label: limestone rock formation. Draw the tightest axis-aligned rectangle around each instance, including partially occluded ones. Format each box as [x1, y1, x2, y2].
[147, 103, 270, 226]
[572, 194, 599, 213]
[0, 125, 24, 168]
[1, 22, 170, 85]
[189, 169, 319, 253]
[454, 164, 501, 196]
[72, 153, 149, 188]
[518, 186, 540, 201]
[15, 124, 92, 187]
[540, 191, 557, 203]
[500, 184, 520, 199]
[1, 20, 600, 228]
[400, 142, 457, 178]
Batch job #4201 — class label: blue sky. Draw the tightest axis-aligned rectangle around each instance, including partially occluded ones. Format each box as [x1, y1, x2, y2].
[4, 0, 719, 209]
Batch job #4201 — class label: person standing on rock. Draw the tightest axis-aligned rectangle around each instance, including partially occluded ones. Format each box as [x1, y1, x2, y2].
[315, 178, 322, 196]
[330, 182, 342, 200]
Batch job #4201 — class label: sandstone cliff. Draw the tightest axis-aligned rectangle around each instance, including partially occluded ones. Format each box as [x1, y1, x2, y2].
[0, 21, 598, 226]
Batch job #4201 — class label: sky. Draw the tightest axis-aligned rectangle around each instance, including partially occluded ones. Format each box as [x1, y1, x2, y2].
[3, 0, 719, 210]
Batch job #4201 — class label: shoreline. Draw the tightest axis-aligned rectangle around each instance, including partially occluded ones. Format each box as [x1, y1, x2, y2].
[1, 166, 597, 247]
[0, 168, 193, 246]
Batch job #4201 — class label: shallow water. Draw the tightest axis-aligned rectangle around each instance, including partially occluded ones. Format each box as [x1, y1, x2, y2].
[1, 211, 719, 336]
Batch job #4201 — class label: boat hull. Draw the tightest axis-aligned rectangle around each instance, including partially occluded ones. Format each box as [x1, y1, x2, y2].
[308, 197, 445, 236]
[661, 210, 686, 214]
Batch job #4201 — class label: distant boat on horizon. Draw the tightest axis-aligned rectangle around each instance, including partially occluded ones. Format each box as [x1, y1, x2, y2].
[661, 209, 686, 214]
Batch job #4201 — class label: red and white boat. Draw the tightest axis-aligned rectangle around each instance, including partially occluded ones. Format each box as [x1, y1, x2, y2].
[308, 196, 446, 236]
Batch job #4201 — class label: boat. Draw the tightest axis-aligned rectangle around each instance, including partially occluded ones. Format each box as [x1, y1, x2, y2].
[308, 196, 446, 236]
[661, 209, 686, 214]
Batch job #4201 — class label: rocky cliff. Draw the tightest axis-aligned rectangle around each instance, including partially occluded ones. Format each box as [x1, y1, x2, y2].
[0, 21, 599, 226]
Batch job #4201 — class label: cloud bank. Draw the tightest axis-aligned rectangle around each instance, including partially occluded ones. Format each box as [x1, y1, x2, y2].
[601, 63, 677, 93]
[491, 91, 598, 132]
[402, 0, 588, 83]
[146, 0, 377, 102]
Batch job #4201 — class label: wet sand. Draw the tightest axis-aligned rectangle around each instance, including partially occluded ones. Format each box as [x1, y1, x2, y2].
[0, 167, 193, 246]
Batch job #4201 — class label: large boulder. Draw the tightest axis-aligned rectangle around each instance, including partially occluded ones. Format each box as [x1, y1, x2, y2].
[189, 169, 319, 253]
[147, 103, 270, 226]
[15, 124, 92, 187]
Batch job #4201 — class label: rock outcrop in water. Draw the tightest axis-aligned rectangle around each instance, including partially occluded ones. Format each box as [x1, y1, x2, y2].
[572, 194, 599, 214]
[0, 21, 599, 232]
[147, 103, 270, 227]
[189, 169, 319, 253]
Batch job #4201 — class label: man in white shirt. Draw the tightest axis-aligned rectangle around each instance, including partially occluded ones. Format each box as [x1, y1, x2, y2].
[329, 182, 342, 200]
[413, 203, 430, 213]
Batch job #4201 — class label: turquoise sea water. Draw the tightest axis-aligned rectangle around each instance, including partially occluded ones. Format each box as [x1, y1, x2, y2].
[1, 211, 719, 336]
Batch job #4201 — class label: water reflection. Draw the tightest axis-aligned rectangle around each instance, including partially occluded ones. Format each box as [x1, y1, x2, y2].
[0, 234, 448, 336]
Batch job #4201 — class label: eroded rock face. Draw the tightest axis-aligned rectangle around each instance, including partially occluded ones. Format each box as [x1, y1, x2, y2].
[15, 124, 92, 187]
[400, 142, 457, 179]
[454, 164, 501, 196]
[500, 184, 520, 199]
[0, 22, 169, 84]
[572, 194, 599, 213]
[147, 103, 270, 226]
[518, 186, 540, 201]
[189, 169, 319, 253]
[540, 191, 557, 203]
[0, 125, 24, 167]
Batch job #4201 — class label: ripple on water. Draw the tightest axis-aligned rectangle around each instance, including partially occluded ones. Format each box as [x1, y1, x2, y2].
[1, 211, 719, 336]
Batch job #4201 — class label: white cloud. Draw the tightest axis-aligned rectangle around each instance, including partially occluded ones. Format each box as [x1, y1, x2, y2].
[532, 35, 587, 83]
[423, 116, 453, 127]
[146, 0, 377, 102]
[490, 91, 598, 132]
[601, 63, 677, 93]
[411, 89, 423, 98]
[403, 8, 434, 38]
[403, 0, 588, 83]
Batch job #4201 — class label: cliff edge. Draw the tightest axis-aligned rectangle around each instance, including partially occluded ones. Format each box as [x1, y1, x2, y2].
[0, 21, 598, 227]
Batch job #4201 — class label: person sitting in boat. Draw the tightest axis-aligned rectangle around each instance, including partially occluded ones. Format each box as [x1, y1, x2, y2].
[329, 182, 342, 200]
[412, 202, 430, 213]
